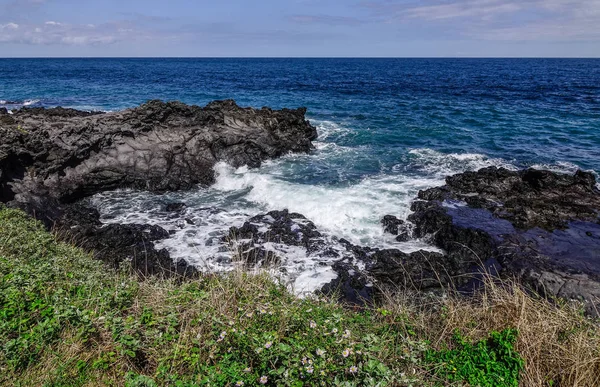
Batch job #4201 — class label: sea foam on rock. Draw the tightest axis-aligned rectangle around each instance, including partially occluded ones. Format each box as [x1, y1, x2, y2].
[0, 100, 317, 277]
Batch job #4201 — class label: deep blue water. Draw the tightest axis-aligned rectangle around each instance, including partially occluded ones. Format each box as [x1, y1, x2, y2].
[2, 58, 599, 175]
[2, 58, 600, 286]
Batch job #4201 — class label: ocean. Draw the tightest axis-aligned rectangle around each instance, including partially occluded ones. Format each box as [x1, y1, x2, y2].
[2, 58, 599, 291]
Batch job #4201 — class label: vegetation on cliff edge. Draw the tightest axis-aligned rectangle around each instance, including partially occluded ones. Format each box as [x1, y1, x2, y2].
[1, 207, 599, 386]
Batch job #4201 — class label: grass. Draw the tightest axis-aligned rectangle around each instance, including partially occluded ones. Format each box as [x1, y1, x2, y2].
[0, 206, 599, 386]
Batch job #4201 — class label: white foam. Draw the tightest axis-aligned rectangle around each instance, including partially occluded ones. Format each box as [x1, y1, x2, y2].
[93, 124, 521, 294]
[530, 161, 584, 174]
[23, 99, 40, 106]
[406, 148, 518, 178]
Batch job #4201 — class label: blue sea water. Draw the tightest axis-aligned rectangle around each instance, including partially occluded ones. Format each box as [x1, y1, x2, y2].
[2, 58, 600, 290]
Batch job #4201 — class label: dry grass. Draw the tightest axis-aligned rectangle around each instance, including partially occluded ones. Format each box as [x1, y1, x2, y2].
[381, 276, 600, 387]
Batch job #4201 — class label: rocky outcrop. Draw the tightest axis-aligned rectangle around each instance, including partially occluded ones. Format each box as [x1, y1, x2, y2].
[1, 100, 316, 207]
[57, 202, 197, 278]
[407, 167, 600, 312]
[225, 210, 466, 305]
[381, 215, 411, 242]
[224, 210, 327, 267]
[0, 100, 317, 277]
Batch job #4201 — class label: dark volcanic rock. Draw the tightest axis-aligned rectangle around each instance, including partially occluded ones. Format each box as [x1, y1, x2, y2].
[409, 166, 600, 312]
[381, 215, 404, 235]
[381, 215, 411, 242]
[323, 239, 463, 304]
[56, 202, 197, 278]
[321, 260, 373, 305]
[0, 100, 316, 277]
[418, 167, 600, 231]
[165, 202, 187, 212]
[227, 209, 324, 251]
[224, 210, 326, 266]
[1, 100, 316, 205]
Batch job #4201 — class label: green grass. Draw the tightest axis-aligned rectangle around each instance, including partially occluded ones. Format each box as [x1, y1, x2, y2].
[1, 206, 597, 386]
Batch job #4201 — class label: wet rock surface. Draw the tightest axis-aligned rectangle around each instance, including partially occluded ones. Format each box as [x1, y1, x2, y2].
[3, 101, 600, 310]
[224, 210, 468, 304]
[0, 101, 317, 277]
[408, 167, 600, 312]
[224, 210, 327, 267]
[227, 167, 600, 311]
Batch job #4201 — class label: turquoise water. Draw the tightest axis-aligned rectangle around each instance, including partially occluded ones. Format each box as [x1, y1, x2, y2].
[2, 58, 599, 289]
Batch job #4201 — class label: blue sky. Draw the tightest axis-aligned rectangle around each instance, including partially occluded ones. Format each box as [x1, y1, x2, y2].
[1, 0, 599, 57]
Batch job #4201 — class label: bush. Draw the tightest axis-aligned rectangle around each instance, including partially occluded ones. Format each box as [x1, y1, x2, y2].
[425, 329, 524, 387]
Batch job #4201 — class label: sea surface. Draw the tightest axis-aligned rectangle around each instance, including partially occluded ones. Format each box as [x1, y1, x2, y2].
[2, 58, 600, 292]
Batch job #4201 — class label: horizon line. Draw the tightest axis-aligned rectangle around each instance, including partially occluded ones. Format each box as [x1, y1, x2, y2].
[1, 56, 600, 59]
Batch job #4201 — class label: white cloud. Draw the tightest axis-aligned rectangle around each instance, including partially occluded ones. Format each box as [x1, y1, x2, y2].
[1, 22, 20, 29]
[361, 0, 600, 41]
[0, 20, 141, 45]
[404, 0, 522, 21]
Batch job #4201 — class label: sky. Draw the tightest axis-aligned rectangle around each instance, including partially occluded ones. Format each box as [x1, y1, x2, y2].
[0, 0, 599, 57]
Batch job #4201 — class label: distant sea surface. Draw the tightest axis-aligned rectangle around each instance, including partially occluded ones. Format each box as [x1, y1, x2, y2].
[2, 58, 600, 290]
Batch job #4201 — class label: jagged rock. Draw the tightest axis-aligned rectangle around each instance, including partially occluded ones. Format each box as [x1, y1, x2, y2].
[381, 215, 404, 235]
[1, 100, 316, 205]
[0, 101, 316, 278]
[165, 202, 187, 212]
[320, 261, 373, 305]
[381, 215, 411, 242]
[55, 202, 197, 278]
[409, 167, 600, 313]
[225, 209, 325, 253]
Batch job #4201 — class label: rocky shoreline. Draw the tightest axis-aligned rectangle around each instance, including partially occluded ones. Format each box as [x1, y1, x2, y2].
[1, 100, 316, 276]
[2, 101, 599, 311]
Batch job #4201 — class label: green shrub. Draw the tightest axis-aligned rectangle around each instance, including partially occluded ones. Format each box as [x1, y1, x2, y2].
[425, 328, 524, 387]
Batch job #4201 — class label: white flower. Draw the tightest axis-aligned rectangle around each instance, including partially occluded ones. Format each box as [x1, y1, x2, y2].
[309, 320, 317, 329]
[259, 376, 268, 384]
[306, 366, 314, 374]
[343, 330, 351, 338]
[316, 349, 325, 357]
[331, 328, 338, 334]
[235, 382, 244, 387]
[264, 341, 272, 349]
[349, 365, 358, 374]
[342, 348, 351, 358]
[302, 357, 308, 365]
[243, 367, 252, 373]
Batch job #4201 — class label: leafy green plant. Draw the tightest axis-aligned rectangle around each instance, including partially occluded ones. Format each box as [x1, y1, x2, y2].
[425, 328, 524, 387]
